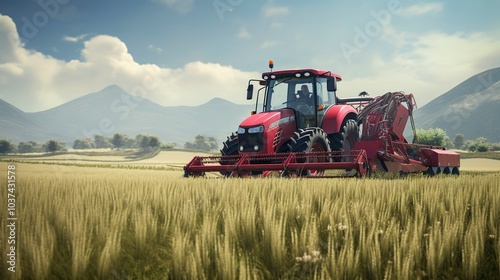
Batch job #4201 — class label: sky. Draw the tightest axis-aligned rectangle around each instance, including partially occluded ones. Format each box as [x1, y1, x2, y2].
[0, 0, 499, 112]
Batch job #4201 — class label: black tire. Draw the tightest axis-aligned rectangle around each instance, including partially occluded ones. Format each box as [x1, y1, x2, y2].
[220, 132, 238, 176]
[329, 119, 358, 151]
[287, 127, 331, 176]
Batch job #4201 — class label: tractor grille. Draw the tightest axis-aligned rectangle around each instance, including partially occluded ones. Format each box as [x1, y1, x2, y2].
[238, 132, 264, 152]
[273, 128, 283, 149]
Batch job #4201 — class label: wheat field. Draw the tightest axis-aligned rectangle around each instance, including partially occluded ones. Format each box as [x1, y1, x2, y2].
[0, 162, 499, 279]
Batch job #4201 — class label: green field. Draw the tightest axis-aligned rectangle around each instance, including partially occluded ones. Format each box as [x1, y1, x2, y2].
[1, 161, 499, 279]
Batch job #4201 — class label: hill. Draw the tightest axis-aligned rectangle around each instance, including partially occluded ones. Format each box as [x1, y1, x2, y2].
[1, 85, 253, 145]
[413, 67, 500, 142]
[0, 98, 66, 142]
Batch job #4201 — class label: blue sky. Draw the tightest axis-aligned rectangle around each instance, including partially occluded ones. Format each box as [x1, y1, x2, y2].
[0, 0, 499, 112]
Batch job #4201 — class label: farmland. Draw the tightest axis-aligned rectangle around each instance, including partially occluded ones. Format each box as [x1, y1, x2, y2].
[0, 152, 499, 279]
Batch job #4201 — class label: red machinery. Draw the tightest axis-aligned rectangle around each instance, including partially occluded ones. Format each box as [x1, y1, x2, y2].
[184, 62, 460, 177]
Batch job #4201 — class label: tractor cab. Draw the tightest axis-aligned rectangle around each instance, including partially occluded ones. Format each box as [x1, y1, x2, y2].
[261, 69, 341, 128]
[247, 63, 342, 130]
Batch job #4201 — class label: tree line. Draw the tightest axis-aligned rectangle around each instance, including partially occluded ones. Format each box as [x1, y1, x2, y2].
[3, 128, 496, 155]
[0, 133, 174, 154]
[415, 128, 500, 152]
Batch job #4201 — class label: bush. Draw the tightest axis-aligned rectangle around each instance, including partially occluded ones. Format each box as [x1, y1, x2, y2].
[466, 137, 493, 152]
[415, 128, 448, 147]
[491, 143, 500, 151]
[475, 143, 490, 152]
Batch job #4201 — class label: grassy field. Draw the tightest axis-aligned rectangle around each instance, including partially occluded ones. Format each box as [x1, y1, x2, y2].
[457, 151, 500, 161]
[0, 160, 499, 279]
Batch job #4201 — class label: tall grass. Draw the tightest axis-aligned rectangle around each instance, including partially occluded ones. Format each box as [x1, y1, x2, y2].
[0, 163, 499, 279]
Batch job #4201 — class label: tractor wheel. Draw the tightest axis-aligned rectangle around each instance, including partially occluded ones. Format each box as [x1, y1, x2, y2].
[287, 127, 331, 176]
[329, 119, 358, 151]
[220, 132, 238, 176]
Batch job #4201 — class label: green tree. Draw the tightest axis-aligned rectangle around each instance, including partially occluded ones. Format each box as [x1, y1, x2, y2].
[453, 133, 464, 149]
[73, 138, 96, 149]
[137, 135, 160, 150]
[18, 141, 38, 153]
[123, 135, 136, 149]
[45, 140, 65, 153]
[415, 128, 448, 147]
[148, 136, 160, 149]
[184, 135, 219, 151]
[94, 135, 112, 149]
[134, 134, 160, 150]
[112, 133, 125, 150]
[476, 143, 490, 152]
[161, 142, 176, 150]
[207, 137, 219, 151]
[467, 137, 490, 152]
[475, 137, 488, 144]
[0, 139, 15, 154]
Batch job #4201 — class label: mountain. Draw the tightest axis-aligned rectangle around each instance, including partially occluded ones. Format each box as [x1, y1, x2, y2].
[413, 67, 500, 142]
[30, 85, 170, 141]
[0, 98, 65, 142]
[1, 85, 253, 145]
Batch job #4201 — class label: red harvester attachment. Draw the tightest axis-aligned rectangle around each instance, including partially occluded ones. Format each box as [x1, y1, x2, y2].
[184, 150, 369, 177]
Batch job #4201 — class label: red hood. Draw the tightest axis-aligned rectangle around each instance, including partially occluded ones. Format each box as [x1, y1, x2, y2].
[239, 109, 295, 130]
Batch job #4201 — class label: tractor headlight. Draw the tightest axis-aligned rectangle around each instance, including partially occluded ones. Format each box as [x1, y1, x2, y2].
[237, 127, 246, 134]
[248, 125, 264, 133]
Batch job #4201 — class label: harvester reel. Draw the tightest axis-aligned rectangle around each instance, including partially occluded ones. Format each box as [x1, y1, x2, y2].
[287, 128, 331, 177]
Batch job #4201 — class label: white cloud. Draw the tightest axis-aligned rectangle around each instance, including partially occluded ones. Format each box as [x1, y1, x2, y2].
[338, 29, 500, 107]
[147, 44, 163, 53]
[260, 41, 280, 49]
[0, 14, 258, 112]
[400, 3, 444, 16]
[153, 0, 194, 14]
[238, 27, 252, 39]
[262, 2, 289, 18]
[63, 33, 90, 42]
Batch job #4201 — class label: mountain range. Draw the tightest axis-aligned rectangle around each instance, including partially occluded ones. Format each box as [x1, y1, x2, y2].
[0, 85, 253, 145]
[1, 67, 499, 146]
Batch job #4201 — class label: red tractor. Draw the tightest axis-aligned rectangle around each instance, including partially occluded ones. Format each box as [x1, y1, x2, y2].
[184, 61, 460, 177]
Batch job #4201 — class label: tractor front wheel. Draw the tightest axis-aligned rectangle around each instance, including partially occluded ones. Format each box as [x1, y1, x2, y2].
[220, 132, 238, 176]
[287, 128, 331, 177]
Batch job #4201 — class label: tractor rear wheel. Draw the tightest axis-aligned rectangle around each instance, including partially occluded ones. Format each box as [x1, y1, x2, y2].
[287, 128, 331, 176]
[329, 119, 358, 151]
[220, 132, 238, 176]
